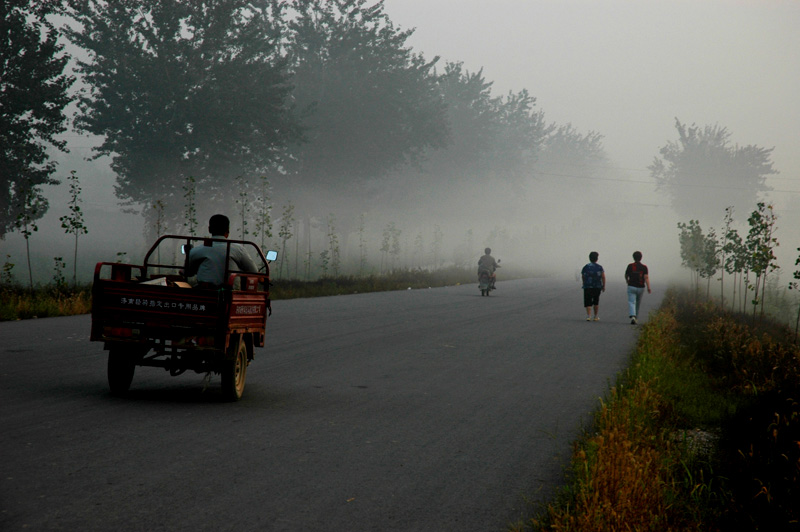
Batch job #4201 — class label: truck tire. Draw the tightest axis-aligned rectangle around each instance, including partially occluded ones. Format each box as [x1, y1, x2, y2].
[221, 335, 248, 402]
[108, 346, 137, 395]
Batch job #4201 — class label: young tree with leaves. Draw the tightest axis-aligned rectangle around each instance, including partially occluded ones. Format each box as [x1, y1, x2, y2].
[789, 247, 800, 343]
[11, 178, 46, 292]
[745, 203, 779, 320]
[699, 228, 719, 299]
[1, 255, 14, 290]
[1, 0, 74, 237]
[59, 171, 89, 285]
[723, 224, 747, 313]
[718, 207, 734, 304]
[51, 256, 67, 296]
[677, 220, 705, 295]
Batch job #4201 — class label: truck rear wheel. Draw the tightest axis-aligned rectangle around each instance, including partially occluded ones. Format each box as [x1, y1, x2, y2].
[221, 336, 248, 402]
[108, 346, 139, 395]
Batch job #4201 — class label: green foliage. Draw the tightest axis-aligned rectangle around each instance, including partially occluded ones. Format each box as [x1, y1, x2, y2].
[59, 0, 611, 231]
[59, 170, 88, 285]
[426, 63, 554, 185]
[284, 0, 447, 197]
[65, 0, 299, 212]
[1, 255, 14, 289]
[253, 175, 273, 252]
[51, 256, 68, 296]
[790, 247, 800, 342]
[677, 220, 705, 292]
[745, 203, 779, 320]
[11, 177, 46, 292]
[318, 249, 330, 277]
[0, 285, 92, 321]
[650, 119, 776, 218]
[0, 0, 73, 237]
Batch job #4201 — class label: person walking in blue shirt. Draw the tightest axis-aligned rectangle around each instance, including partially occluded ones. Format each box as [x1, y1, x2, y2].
[581, 251, 606, 321]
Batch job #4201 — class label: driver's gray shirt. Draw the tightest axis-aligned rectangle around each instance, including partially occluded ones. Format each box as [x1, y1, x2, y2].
[187, 237, 257, 286]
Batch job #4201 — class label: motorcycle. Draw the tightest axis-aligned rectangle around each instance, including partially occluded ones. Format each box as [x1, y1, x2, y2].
[478, 259, 500, 296]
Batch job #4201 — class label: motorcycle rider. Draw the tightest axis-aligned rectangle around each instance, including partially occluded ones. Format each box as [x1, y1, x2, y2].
[478, 248, 500, 289]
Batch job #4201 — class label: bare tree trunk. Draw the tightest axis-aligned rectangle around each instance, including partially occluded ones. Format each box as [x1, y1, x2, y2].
[25, 237, 33, 293]
[73, 233, 79, 286]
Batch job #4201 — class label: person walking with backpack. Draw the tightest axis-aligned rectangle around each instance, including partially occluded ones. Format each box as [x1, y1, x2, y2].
[581, 251, 605, 321]
[625, 251, 651, 325]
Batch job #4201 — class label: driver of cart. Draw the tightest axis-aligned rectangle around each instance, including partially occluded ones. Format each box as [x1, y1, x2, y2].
[184, 214, 257, 288]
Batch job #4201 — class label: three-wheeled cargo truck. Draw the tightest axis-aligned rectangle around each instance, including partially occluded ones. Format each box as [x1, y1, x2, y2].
[90, 235, 276, 401]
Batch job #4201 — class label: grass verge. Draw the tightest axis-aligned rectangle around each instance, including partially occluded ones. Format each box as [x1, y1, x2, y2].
[1, 266, 495, 320]
[519, 287, 800, 531]
[270, 266, 478, 299]
[0, 287, 92, 321]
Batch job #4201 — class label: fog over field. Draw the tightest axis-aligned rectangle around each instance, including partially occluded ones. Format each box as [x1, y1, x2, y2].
[3, 0, 798, 288]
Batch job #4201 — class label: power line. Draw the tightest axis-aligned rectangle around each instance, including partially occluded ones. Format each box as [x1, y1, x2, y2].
[533, 171, 800, 194]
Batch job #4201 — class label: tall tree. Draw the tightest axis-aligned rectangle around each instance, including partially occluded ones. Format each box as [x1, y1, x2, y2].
[283, 0, 447, 204]
[425, 63, 552, 184]
[65, 0, 300, 223]
[533, 123, 608, 220]
[404, 62, 554, 219]
[650, 118, 776, 219]
[423, 63, 501, 177]
[0, 0, 73, 237]
[537, 123, 607, 175]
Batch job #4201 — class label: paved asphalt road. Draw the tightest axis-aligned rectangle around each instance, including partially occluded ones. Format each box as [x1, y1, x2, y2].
[1, 277, 660, 532]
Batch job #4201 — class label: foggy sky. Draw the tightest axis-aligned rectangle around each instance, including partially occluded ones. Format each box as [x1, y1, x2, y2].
[383, 0, 800, 199]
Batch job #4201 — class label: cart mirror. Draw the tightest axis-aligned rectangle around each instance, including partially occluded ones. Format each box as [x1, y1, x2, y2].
[266, 250, 278, 262]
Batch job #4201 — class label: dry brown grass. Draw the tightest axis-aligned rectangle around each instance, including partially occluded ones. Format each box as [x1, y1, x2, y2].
[0, 289, 92, 320]
[541, 382, 693, 532]
[526, 300, 709, 532]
